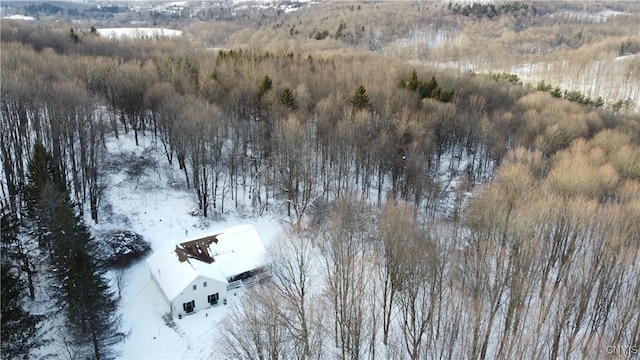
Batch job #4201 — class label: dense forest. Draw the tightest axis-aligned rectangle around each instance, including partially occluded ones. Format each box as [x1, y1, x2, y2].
[2, 2, 640, 359]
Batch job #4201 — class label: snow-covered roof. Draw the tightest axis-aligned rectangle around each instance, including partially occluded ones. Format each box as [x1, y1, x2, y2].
[209, 224, 267, 278]
[146, 225, 266, 301]
[146, 241, 227, 301]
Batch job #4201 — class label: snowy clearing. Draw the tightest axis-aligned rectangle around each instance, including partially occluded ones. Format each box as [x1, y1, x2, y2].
[3, 15, 35, 21]
[96, 28, 183, 39]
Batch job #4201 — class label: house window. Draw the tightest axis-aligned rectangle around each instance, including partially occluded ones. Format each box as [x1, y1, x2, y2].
[207, 293, 219, 305]
[203, 281, 207, 287]
[183, 300, 195, 313]
[193, 284, 197, 291]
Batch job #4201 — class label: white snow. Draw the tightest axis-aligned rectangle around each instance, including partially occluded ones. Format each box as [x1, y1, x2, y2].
[3, 15, 35, 21]
[615, 53, 640, 62]
[209, 224, 267, 278]
[96, 28, 183, 39]
[549, 9, 627, 22]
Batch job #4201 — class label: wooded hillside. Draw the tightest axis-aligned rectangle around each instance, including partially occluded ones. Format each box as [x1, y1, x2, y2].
[1, 5, 639, 358]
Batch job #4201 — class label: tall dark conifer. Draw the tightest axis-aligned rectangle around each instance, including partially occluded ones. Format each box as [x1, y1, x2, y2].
[1, 263, 44, 359]
[1, 206, 39, 300]
[280, 88, 297, 110]
[1, 264, 44, 359]
[23, 140, 66, 254]
[7, 140, 53, 301]
[257, 75, 273, 99]
[406, 69, 419, 92]
[257, 75, 275, 158]
[24, 141, 50, 206]
[350, 85, 371, 112]
[0, 202, 44, 359]
[60, 229, 126, 360]
[418, 76, 438, 99]
[47, 169, 126, 360]
[22, 141, 126, 359]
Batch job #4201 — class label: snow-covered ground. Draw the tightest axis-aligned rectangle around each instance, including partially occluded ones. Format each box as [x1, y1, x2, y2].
[96, 28, 183, 39]
[549, 9, 627, 22]
[88, 133, 282, 359]
[2, 15, 35, 21]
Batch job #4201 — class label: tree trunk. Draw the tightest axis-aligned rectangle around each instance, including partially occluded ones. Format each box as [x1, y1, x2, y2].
[92, 331, 101, 360]
[27, 267, 35, 300]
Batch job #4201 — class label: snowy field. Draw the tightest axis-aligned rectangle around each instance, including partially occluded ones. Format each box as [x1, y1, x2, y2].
[96, 28, 183, 39]
[2, 15, 35, 21]
[87, 133, 282, 359]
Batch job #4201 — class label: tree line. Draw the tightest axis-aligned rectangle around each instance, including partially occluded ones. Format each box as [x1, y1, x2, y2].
[1, 22, 640, 359]
[220, 129, 639, 359]
[3, 24, 637, 225]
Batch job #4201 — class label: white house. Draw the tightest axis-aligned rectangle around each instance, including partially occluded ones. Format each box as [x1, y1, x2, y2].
[146, 224, 268, 317]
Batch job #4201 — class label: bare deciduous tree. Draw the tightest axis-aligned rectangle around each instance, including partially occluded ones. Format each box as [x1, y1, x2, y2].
[268, 229, 324, 359]
[319, 195, 370, 360]
[275, 115, 325, 229]
[218, 286, 288, 360]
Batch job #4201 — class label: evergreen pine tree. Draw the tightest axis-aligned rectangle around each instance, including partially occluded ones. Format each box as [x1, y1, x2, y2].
[62, 237, 127, 360]
[406, 69, 419, 92]
[47, 180, 126, 359]
[4, 141, 56, 300]
[0, 207, 20, 260]
[438, 88, 455, 103]
[280, 88, 297, 110]
[23, 141, 66, 255]
[24, 141, 50, 211]
[22, 142, 126, 358]
[1, 207, 39, 300]
[257, 75, 273, 99]
[592, 96, 605, 108]
[1, 264, 45, 359]
[257, 76, 275, 156]
[418, 76, 439, 99]
[350, 85, 371, 111]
